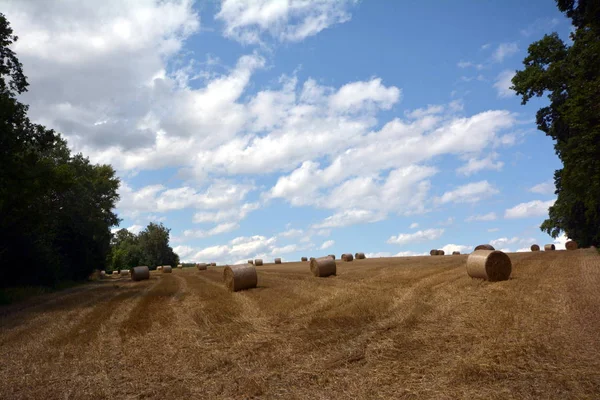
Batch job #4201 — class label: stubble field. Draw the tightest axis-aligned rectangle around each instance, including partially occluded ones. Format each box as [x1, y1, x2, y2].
[1, 249, 599, 399]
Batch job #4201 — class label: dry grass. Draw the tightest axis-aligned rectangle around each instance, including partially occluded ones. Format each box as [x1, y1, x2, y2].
[1, 250, 600, 399]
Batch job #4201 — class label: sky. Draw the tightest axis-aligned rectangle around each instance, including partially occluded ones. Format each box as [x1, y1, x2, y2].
[3, 0, 574, 264]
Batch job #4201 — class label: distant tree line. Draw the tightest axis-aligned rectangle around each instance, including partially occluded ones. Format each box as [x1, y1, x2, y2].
[108, 223, 180, 271]
[513, 0, 600, 247]
[0, 14, 179, 288]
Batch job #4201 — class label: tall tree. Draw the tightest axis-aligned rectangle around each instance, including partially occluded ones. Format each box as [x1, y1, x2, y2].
[0, 13, 120, 286]
[138, 223, 180, 267]
[512, 1, 600, 247]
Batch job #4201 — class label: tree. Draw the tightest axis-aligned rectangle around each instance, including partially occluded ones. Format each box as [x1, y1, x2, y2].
[0, 13, 120, 286]
[107, 223, 180, 271]
[511, 1, 600, 247]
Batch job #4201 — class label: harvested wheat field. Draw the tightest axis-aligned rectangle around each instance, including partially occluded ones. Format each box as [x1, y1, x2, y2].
[1, 250, 600, 399]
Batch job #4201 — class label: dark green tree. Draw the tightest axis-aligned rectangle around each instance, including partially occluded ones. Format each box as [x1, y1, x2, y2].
[0, 13, 120, 286]
[511, 1, 600, 247]
[138, 223, 180, 268]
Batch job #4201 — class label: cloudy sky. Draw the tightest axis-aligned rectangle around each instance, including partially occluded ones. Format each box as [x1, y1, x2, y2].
[3, 0, 572, 263]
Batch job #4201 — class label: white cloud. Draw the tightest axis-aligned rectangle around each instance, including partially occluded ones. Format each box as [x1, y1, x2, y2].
[481, 43, 491, 50]
[117, 180, 254, 218]
[329, 78, 401, 112]
[312, 209, 386, 229]
[504, 199, 555, 219]
[173, 245, 197, 260]
[520, 18, 560, 37]
[278, 228, 304, 238]
[192, 202, 260, 224]
[365, 252, 392, 258]
[126, 224, 144, 234]
[216, 0, 357, 44]
[438, 217, 455, 226]
[387, 228, 445, 245]
[553, 233, 569, 250]
[183, 222, 240, 238]
[457, 61, 484, 70]
[437, 181, 499, 204]
[465, 212, 497, 222]
[457, 152, 504, 175]
[439, 244, 473, 254]
[490, 236, 537, 250]
[530, 180, 555, 195]
[409, 222, 419, 229]
[492, 42, 519, 63]
[192, 234, 277, 263]
[494, 70, 516, 98]
[394, 251, 429, 257]
[487, 228, 500, 233]
[320, 240, 335, 250]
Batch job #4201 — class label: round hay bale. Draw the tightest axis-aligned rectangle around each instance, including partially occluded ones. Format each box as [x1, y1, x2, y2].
[310, 257, 336, 277]
[474, 244, 495, 251]
[100, 271, 106, 278]
[301, 257, 308, 261]
[530, 244, 540, 251]
[544, 244, 556, 251]
[452, 251, 460, 255]
[211, 262, 216, 266]
[328, 254, 335, 260]
[248, 260, 253, 264]
[254, 259, 263, 266]
[355, 252, 366, 259]
[466, 250, 512, 282]
[131, 266, 150, 281]
[565, 241, 578, 250]
[157, 266, 163, 271]
[197, 263, 208, 271]
[437, 250, 445, 256]
[223, 264, 257, 292]
[177, 264, 183, 269]
[119, 269, 129, 275]
[430, 249, 438, 256]
[274, 258, 282, 264]
[309, 257, 316, 261]
[341, 253, 354, 262]
[162, 265, 173, 273]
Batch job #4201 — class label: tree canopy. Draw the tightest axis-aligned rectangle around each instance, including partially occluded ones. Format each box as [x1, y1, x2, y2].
[512, 0, 600, 247]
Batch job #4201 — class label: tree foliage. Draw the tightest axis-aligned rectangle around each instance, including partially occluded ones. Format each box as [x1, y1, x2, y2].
[0, 13, 120, 286]
[108, 223, 179, 271]
[512, 1, 600, 247]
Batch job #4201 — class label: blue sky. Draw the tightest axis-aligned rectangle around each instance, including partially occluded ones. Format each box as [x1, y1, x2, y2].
[4, 0, 574, 263]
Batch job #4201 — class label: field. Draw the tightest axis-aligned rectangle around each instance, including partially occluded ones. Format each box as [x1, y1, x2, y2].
[1, 250, 600, 399]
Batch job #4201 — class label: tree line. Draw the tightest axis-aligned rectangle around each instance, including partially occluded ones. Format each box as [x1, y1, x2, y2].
[0, 14, 179, 288]
[512, 0, 600, 247]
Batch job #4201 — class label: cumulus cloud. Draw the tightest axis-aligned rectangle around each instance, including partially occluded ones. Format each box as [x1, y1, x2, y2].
[530, 180, 555, 195]
[457, 152, 504, 175]
[457, 61, 484, 70]
[387, 228, 444, 245]
[465, 212, 497, 222]
[437, 181, 499, 204]
[439, 244, 473, 254]
[216, 0, 358, 44]
[494, 70, 516, 98]
[492, 42, 519, 63]
[504, 199, 555, 219]
[320, 240, 335, 250]
[490, 236, 537, 251]
[410, 222, 419, 229]
[183, 222, 240, 238]
[312, 209, 386, 229]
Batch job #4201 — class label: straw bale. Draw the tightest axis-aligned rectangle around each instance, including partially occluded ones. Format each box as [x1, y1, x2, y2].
[301, 257, 308, 261]
[162, 265, 173, 273]
[119, 269, 129, 275]
[566, 241, 578, 250]
[474, 244, 495, 251]
[310, 257, 337, 277]
[544, 244, 556, 251]
[355, 252, 366, 259]
[452, 251, 460, 255]
[342, 253, 354, 262]
[131, 266, 150, 281]
[437, 250, 445, 256]
[224, 264, 257, 292]
[328, 254, 335, 260]
[254, 259, 263, 266]
[466, 250, 512, 282]
[157, 266, 163, 271]
[310, 257, 316, 261]
[274, 258, 282, 264]
[197, 263, 208, 271]
[530, 244, 540, 251]
[211, 262, 216, 266]
[430, 249, 438, 256]
[248, 260, 253, 264]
